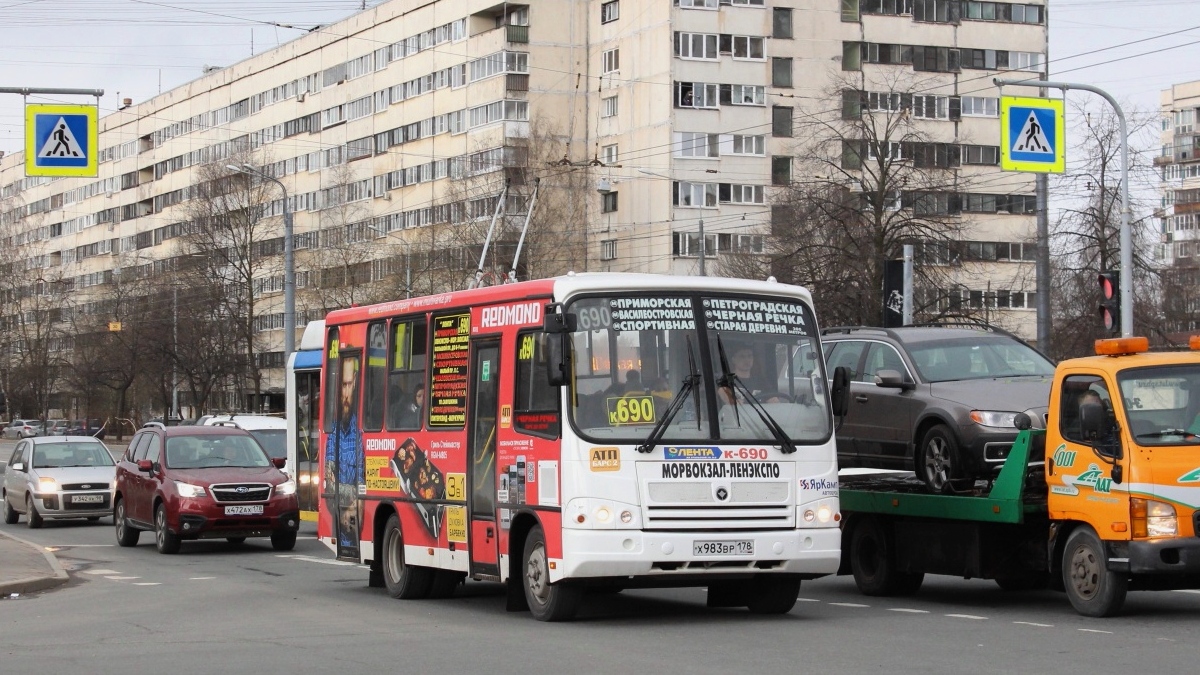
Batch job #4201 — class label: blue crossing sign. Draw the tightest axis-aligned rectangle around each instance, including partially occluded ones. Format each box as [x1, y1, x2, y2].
[1000, 96, 1065, 173]
[25, 104, 98, 177]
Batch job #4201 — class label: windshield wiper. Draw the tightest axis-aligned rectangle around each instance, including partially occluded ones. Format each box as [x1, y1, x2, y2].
[715, 335, 796, 454]
[636, 337, 701, 454]
[1136, 429, 1200, 440]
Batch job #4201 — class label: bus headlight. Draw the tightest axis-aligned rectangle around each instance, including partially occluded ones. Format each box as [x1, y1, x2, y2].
[566, 499, 640, 530]
[798, 498, 839, 528]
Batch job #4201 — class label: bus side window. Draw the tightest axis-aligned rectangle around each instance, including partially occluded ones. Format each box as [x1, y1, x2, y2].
[387, 318, 428, 431]
[323, 327, 340, 434]
[515, 332, 561, 439]
[363, 322, 388, 432]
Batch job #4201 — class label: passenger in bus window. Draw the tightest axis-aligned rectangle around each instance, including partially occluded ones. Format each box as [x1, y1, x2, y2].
[608, 369, 643, 397]
[399, 384, 425, 428]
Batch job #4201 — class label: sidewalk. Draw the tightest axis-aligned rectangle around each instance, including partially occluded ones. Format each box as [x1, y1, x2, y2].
[0, 529, 68, 596]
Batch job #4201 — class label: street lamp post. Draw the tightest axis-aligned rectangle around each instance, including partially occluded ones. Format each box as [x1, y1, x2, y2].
[226, 164, 295, 359]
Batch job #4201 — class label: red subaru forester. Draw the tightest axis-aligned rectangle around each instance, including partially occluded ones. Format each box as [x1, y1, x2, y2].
[113, 424, 300, 554]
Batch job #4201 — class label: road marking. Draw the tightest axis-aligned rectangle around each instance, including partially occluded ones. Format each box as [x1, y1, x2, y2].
[1173, 589, 1200, 595]
[795, 597, 820, 602]
[945, 614, 987, 620]
[104, 576, 140, 580]
[1013, 621, 1054, 627]
[828, 602, 869, 608]
[190, 577, 215, 580]
[132, 583, 161, 586]
[82, 569, 120, 575]
[275, 554, 362, 567]
[1079, 629, 1113, 634]
[888, 608, 930, 614]
[46, 545, 114, 551]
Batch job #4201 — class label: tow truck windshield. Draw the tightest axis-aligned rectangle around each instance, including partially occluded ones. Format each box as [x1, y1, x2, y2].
[566, 293, 832, 445]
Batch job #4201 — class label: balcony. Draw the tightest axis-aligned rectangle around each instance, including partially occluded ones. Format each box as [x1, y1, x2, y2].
[506, 24, 528, 43]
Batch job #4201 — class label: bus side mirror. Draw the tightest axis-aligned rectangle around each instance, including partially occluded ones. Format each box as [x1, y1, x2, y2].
[543, 303, 577, 334]
[546, 335, 570, 387]
[829, 366, 851, 418]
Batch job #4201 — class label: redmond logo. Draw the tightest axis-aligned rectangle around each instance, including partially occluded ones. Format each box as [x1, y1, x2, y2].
[1179, 468, 1200, 483]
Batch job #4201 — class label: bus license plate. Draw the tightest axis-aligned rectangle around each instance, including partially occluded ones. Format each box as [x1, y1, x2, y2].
[693, 540, 754, 556]
[225, 505, 264, 516]
[72, 494, 104, 504]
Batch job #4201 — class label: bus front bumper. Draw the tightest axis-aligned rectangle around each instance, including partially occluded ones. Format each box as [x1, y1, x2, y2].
[558, 527, 841, 581]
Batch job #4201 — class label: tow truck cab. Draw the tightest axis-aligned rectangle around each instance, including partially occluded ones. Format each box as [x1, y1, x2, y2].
[1046, 337, 1200, 615]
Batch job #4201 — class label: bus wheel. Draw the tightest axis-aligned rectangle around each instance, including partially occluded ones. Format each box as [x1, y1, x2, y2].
[523, 525, 581, 621]
[382, 514, 433, 599]
[746, 575, 802, 614]
[1063, 526, 1127, 617]
[850, 517, 923, 596]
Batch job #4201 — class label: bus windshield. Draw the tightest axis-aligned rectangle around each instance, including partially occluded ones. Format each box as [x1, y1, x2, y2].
[566, 292, 832, 445]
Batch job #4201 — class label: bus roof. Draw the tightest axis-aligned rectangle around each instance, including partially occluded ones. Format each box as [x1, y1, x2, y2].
[323, 273, 813, 326]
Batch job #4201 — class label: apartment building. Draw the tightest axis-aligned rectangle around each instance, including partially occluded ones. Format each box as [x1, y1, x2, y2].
[1157, 79, 1200, 332]
[0, 0, 1047, 409]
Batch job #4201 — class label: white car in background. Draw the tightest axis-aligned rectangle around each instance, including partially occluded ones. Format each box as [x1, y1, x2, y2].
[2, 436, 116, 527]
[203, 415, 288, 469]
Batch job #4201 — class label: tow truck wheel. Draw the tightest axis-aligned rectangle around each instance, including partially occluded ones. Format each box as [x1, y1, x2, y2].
[850, 517, 924, 596]
[523, 525, 582, 621]
[746, 575, 802, 614]
[1063, 526, 1128, 617]
[919, 425, 959, 494]
[381, 513, 433, 599]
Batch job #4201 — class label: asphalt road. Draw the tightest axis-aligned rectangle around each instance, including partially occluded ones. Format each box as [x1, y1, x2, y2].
[2, 440, 1199, 673]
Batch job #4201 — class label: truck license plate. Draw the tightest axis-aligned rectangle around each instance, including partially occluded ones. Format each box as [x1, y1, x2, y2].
[225, 505, 264, 516]
[693, 540, 754, 556]
[72, 494, 104, 504]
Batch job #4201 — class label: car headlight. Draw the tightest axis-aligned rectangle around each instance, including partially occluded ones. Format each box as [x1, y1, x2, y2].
[275, 479, 297, 496]
[37, 477, 58, 493]
[970, 410, 1018, 428]
[176, 482, 207, 498]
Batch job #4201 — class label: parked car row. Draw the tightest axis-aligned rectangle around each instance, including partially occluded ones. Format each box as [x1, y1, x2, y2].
[3, 421, 299, 556]
[2, 418, 105, 439]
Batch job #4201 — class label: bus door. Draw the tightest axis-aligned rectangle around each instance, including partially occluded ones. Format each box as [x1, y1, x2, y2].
[468, 337, 501, 577]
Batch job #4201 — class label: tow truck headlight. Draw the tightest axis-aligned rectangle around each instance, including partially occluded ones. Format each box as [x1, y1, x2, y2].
[970, 410, 1018, 428]
[1132, 498, 1177, 538]
[176, 482, 207, 499]
[37, 478, 58, 494]
[276, 479, 297, 496]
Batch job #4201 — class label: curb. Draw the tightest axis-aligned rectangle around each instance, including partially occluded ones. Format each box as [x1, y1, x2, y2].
[0, 529, 70, 596]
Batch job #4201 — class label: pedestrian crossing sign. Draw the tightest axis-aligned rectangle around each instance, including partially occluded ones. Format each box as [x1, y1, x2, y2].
[25, 103, 98, 177]
[1000, 96, 1065, 173]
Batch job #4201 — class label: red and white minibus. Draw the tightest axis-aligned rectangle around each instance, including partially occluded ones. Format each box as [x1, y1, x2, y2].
[317, 273, 845, 620]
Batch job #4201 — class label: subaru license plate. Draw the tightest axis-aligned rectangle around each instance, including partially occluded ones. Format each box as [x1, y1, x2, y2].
[225, 505, 264, 516]
[72, 494, 104, 504]
[693, 540, 754, 556]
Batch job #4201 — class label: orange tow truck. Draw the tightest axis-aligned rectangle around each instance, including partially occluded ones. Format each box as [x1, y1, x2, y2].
[840, 336, 1200, 616]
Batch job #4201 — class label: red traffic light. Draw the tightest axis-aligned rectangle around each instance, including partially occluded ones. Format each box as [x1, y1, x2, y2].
[1099, 275, 1116, 300]
[1098, 270, 1120, 334]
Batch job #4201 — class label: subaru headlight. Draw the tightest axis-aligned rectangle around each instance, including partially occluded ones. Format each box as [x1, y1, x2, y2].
[37, 477, 58, 493]
[176, 482, 207, 498]
[970, 410, 1018, 429]
[275, 479, 297, 496]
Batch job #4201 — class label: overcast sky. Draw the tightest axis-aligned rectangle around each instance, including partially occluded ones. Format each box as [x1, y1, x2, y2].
[0, 0, 1196, 160]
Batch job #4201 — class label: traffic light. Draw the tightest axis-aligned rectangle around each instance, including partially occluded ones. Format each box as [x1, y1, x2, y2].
[1098, 270, 1121, 334]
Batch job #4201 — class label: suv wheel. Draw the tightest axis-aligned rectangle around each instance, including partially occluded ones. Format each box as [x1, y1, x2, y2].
[271, 530, 297, 551]
[919, 424, 959, 494]
[154, 504, 181, 554]
[114, 498, 140, 547]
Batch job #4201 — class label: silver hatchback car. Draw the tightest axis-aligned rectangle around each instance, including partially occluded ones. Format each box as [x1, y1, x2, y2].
[2, 436, 116, 528]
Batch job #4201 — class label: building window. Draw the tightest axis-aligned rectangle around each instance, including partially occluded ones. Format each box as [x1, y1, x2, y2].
[602, 144, 618, 164]
[674, 132, 719, 158]
[673, 181, 718, 208]
[859, 0, 914, 16]
[961, 144, 1000, 165]
[602, 191, 619, 213]
[718, 184, 765, 204]
[911, 94, 948, 119]
[676, 81, 719, 109]
[602, 48, 620, 73]
[602, 96, 618, 117]
[677, 0, 719, 8]
[727, 134, 766, 156]
[672, 232, 718, 257]
[675, 32, 719, 60]
[772, 57, 793, 87]
[731, 35, 766, 60]
[725, 84, 765, 106]
[913, 0, 959, 22]
[601, 0, 619, 23]
[961, 96, 998, 117]
[601, 239, 617, 260]
[772, 106, 793, 137]
[771, 156, 792, 185]
[773, 8, 793, 38]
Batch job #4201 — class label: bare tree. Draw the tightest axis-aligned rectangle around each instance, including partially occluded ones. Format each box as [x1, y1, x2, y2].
[747, 72, 976, 327]
[1050, 99, 1159, 358]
